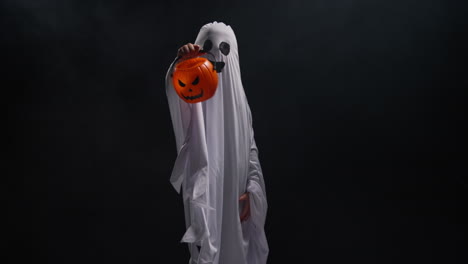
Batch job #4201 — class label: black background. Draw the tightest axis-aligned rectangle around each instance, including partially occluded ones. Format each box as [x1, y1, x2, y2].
[5, 0, 467, 263]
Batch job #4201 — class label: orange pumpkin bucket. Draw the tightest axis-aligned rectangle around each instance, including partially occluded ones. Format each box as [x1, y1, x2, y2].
[172, 57, 219, 104]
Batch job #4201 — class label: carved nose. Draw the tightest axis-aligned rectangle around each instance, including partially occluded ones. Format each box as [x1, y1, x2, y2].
[189, 88, 192, 92]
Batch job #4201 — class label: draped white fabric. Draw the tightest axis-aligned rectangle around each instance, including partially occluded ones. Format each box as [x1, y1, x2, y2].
[165, 22, 268, 264]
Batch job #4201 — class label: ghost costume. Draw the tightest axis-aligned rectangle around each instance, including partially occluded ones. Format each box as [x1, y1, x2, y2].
[165, 22, 269, 264]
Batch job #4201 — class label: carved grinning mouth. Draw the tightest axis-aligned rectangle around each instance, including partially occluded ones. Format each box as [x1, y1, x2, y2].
[182, 89, 204, 101]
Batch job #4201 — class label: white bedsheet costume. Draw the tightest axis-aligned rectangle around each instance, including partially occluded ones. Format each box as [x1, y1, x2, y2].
[165, 22, 268, 264]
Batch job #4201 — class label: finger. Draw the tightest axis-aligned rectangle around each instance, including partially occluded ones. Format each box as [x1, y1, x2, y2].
[240, 206, 250, 222]
[182, 45, 190, 55]
[194, 44, 201, 53]
[244, 211, 251, 221]
[187, 43, 195, 54]
[188, 44, 198, 57]
[240, 201, 250, 222]
[239, 193, 248, 201]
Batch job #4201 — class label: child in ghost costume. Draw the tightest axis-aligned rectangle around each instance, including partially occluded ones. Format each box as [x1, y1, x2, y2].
[165, 22, 269, 264]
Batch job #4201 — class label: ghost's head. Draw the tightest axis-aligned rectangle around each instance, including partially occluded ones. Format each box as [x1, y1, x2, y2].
[195, 22, 238, 69]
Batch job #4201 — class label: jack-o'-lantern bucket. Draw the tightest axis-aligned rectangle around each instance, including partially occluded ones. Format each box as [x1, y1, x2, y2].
[172, 56, 218, 104]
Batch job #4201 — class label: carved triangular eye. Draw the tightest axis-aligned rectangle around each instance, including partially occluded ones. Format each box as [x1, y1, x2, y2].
[178, 79, 185, 87]
[192, 76, 199, 85]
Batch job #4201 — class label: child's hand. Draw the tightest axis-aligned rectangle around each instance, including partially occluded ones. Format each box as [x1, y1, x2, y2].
[177, 43, 201, 58]
[239, 192, 251, 222]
